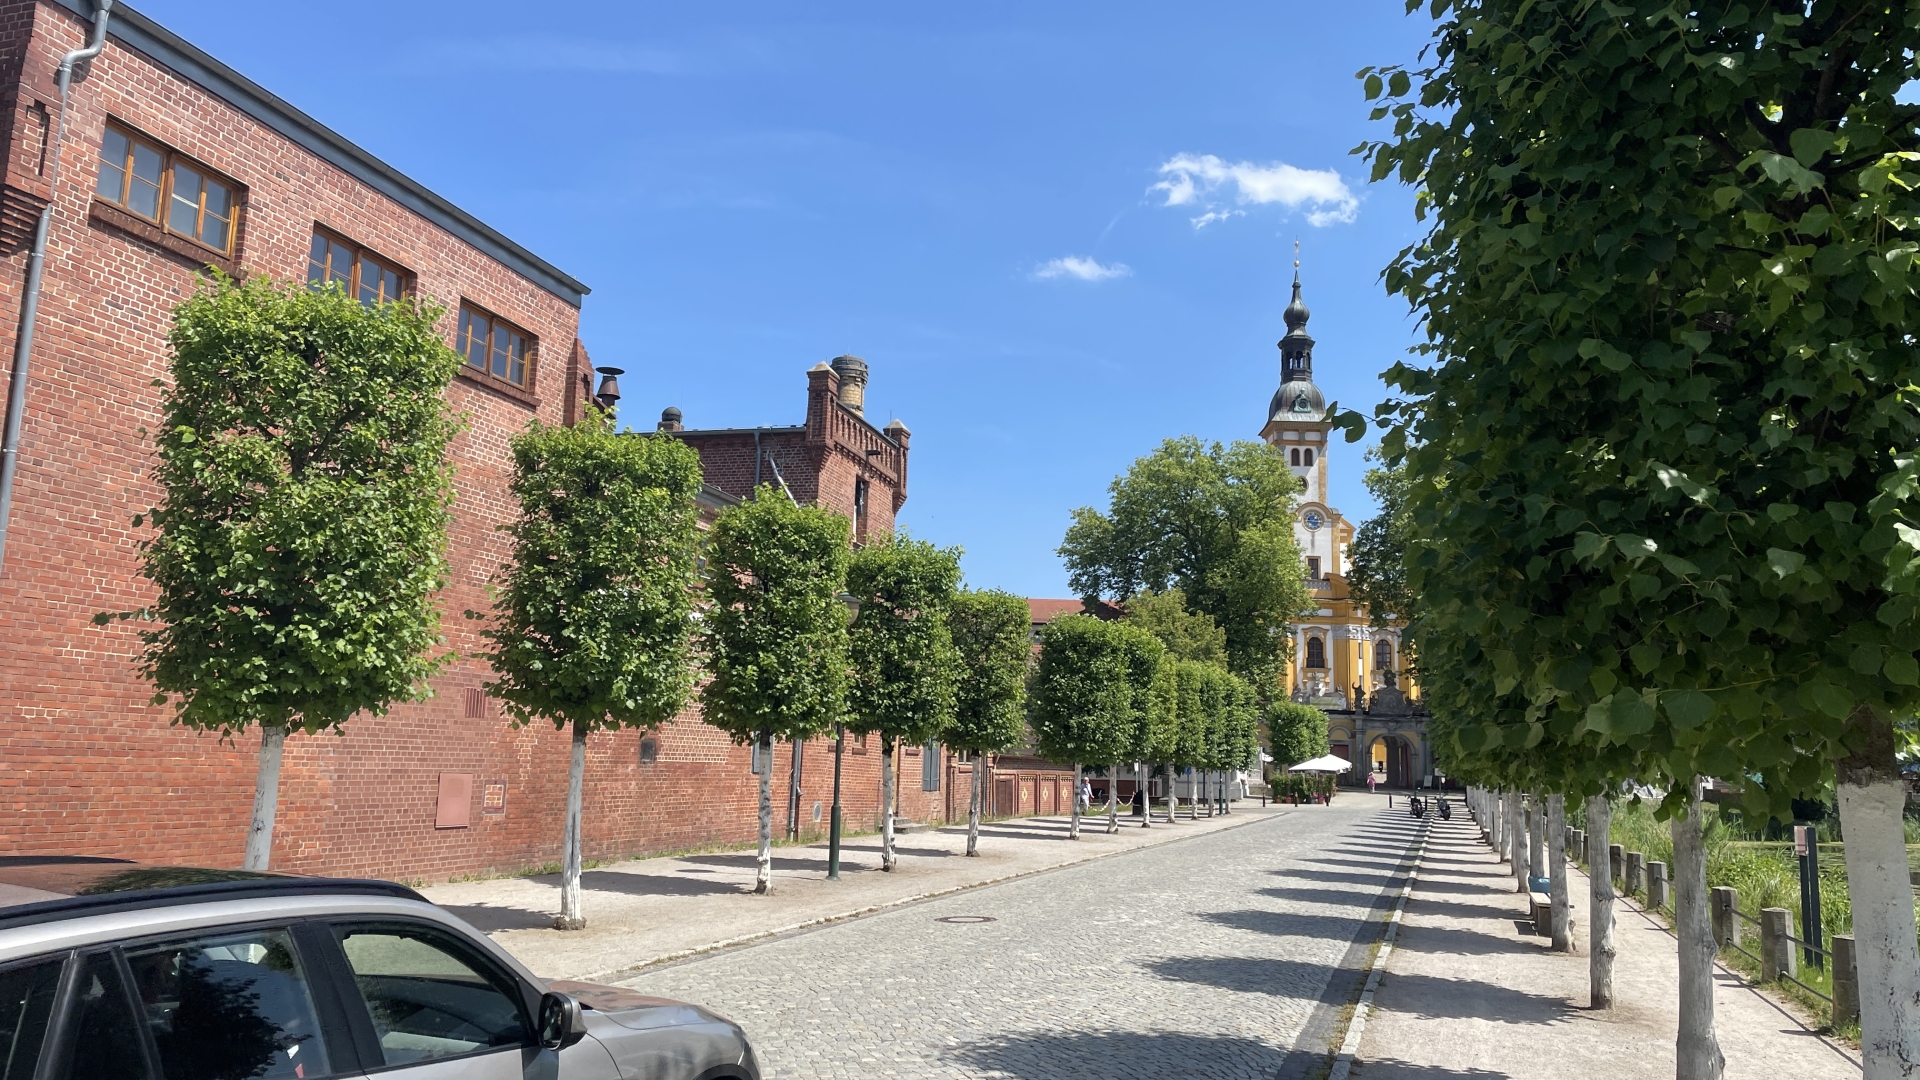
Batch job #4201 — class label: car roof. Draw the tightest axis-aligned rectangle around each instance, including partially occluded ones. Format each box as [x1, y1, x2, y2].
[0, 856, 426, 932]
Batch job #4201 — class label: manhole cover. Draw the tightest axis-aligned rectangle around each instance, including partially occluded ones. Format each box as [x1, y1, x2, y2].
[934, 915, 997, 924]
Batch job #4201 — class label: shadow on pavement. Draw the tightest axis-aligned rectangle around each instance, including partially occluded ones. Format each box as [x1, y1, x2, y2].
[1347, 1057, 1516, 1079]
[1258, 884, 1403, 908]
[1390, 918, 1540, 958]
[951, 1028, 1288, 1079]
[1272, 868, 1399, 888]
[1199, 908, 1374, 939]
[440, 904, 556, 932]
[1142, 954, 1343, 996]
[674, 853, 844, 873]
[1370, 970, 1573, 1025]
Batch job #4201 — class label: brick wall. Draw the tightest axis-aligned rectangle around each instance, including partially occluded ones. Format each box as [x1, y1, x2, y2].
[0, 0, 955, 883]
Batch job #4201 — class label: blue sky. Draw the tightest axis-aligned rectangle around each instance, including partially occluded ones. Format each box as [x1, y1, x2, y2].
[141, 0, 1437, 597]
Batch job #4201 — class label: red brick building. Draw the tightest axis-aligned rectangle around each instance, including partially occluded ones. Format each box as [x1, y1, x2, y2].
[0, 0, 979, 882]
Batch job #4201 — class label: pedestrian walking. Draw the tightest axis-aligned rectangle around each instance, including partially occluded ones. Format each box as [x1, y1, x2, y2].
[1078, 778, 1093, 811]
[1367, 770, 1378, 796]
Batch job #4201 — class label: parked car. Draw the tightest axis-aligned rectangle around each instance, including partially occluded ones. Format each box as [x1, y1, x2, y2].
[0, 857, 759, 1080]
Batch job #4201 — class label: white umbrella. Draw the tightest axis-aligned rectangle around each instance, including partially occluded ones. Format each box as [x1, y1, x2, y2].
[1287, 754, 1353, 774]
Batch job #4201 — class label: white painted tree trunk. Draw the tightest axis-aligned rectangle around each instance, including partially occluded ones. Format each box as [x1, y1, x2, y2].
[1069, 763, 1082, 840]
[1529, 796, 1546, 883]
[1164, 764, 1177, 824]
[1107, 763, 1119, 834]
[1587, 794, 1615, 1009]
[558, 719, 588, 926]
[754, 731, 774, 893]
[966, 750, 982, 856]
[1492, 789, 1504, 856]
[1510, 791, 1528, 893]
[1837, 771, 1920, 1077]
[881, 735, 897, 870]
[1548, 794, 1571, 953]
[1673, 780, 1723, 1079]
[1138, 762, 1150, 829]
[243, 723, 286, 872]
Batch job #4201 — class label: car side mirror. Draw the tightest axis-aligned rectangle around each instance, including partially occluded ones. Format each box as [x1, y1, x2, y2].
[539, 992, 588, 1051]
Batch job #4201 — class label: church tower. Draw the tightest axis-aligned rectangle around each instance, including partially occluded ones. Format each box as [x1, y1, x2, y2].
[1258, 265, 1343, 581]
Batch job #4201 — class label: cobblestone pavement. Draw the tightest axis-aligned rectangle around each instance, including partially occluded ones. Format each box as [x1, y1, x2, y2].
[619, 802, 1421, 1079]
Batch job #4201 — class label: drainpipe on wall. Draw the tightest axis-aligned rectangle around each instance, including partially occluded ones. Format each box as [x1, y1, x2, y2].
[0, 0, 115, 578]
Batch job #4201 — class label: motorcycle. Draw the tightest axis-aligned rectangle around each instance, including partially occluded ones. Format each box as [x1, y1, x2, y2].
[1408, 795, 1426, 818]
[1438, 797, 1453, 820]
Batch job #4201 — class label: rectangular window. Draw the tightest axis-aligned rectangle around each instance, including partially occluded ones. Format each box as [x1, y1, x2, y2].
[123, 928, 336, 1080]
[95, 122, 237, 253]
[307, 229, 408, 306]
[458, 303, 532, 387]
[1305, 557, 1321, 579]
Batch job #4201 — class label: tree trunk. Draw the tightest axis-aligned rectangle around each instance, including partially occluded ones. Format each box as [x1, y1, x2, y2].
[1529, 795, 1546, 883]
[1491, 789, 1504, 857]
[1138, 762, 1150, 829]
[966, 750, 982, 856]
[243, 723, 287, 872]
[755, 730, 774, 894]
[1164, 763, 1177, 824]
[1587, 793, 1615, 1010]
[881, 734, 897, 870]
[1106, 763, 1119, 833]
[558, 719, 589, 926]
[1069, 763, 1082, 839]
[1673, 779, 1723, 1079]
[787, 737, 805, 841]
[1548, 794, 1572, 953]
[1835, 704, 1920, 1078]
[1510, 791, 1528, 893]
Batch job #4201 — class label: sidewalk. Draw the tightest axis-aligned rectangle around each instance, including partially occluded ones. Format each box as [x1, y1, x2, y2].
[1351, 814, 1861, 1078]
[423, 801, 1300, 982]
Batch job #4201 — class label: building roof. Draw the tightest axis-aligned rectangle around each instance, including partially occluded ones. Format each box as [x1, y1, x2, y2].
[1026, 598, 1125, 625]
[55, 0, 589, 307]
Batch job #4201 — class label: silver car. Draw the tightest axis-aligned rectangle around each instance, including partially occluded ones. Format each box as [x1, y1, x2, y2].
[0, 857, 759, 1080]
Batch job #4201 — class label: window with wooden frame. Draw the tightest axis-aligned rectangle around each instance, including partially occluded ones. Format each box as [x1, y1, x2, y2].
[94, 122, 237, 254]
[308, 228, 408, 305]
[457, 303, 533, 388]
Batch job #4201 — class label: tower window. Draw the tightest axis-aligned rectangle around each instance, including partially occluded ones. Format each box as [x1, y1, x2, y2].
[1290, 448, 1301, 466]
[1305, 636, 1327, 669]
[1376, 639, 1393, 670]
[1306, 557, 1321, 580]
[1303, 448, 1315, 466]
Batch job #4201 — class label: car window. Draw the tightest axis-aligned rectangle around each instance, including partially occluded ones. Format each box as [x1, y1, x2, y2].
[335, 924, 528, 1066]
[0, 957, 63, 1080]
[123, 928, 334, 1080]
[66, 952, 153, 1080]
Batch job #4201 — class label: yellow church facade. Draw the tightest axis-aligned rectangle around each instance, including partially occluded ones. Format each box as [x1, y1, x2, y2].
[1260, 272, 1433, 788]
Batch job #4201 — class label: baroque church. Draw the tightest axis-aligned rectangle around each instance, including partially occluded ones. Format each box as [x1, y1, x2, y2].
[1261, 267, 1435, 789]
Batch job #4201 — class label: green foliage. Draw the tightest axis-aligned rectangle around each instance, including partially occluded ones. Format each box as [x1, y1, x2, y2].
[1112, 620, 1169, 762]
[1059, 436, 1311, 688]
[1362, 0, 1920, 814]
[1029, 614, 1136, 766]
[1268, 700, 1330, 768]
[1124, 588, 1227, 665]
[1139, 653, 1184, 763]
[945, 588, 1032, 754]
[1272, 772, 1335, 802]
[846, 533, 963, 748]
[700, 487, 852, 743]
[1170, 660, 1210, 768]
[104, 276, 461, 736]
[1344, 449, 1415, 632]
[477, 419, 704, 733]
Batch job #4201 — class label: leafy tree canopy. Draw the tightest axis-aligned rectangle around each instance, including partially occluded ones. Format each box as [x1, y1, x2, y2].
[699, 487, 851, 743]
[1344, 449, 1415, 633]
[1364, 0, 1920, 818]
[105, 276, 461, 735]
[1029, 614, 1136, 766]
[1059, 436, 1312, 688]
[1268, 700, 1330, 769]
[1124, 588, 1227, 665]
[846, 533, 963, 748]
[945, 588, 1032, 754]
[478, 419, 704, 733]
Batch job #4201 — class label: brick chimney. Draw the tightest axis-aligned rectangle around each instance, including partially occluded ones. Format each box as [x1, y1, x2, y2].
[830, 354, 869, 415]
[657, 407, 683, 432]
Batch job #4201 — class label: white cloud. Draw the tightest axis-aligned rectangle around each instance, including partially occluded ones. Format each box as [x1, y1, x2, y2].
[1152, 153, 1358, 227]
[1032, 256, 1132, 282]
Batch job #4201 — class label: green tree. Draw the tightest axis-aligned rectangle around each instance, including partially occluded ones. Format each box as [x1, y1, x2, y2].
[700, 487, 852, 894]
[1124, 588, 1227, 665]
[1109, 621, 1167, 831]
[1060, 437, 1314, 687]
[1171, 660, 1210, 819]
[1136, 652, 1184, 827]
[1364, 0, 1920, 1069]
[946, 588, 1033, 856]
[101, 277, 460, 871]
[846, 533, 963, 871]
[1029, 614, 1135, 839]
[476, 419, 702, 929]
[1345, 450, 1414, 631]
[1268, 700, 1329, 770]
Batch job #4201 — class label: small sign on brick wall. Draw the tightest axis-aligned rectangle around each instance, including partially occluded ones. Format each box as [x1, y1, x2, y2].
[436, 772, 472, 829]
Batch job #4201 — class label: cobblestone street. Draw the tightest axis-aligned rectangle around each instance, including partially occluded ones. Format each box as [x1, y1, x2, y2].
[619, 803, 1420, 1079]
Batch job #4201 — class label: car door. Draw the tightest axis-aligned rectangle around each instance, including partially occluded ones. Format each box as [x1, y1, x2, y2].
[321, 919, 553, 1080]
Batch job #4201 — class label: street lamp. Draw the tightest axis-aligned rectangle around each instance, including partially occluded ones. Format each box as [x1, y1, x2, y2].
[827, 590, 862, 881]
